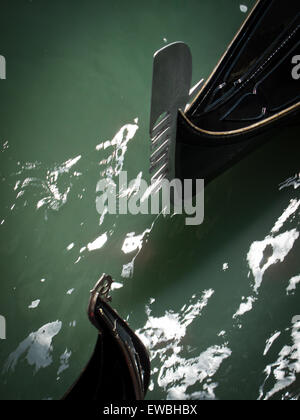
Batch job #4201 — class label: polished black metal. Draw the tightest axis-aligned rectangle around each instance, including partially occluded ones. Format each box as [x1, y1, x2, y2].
[63, 275, 150, 401]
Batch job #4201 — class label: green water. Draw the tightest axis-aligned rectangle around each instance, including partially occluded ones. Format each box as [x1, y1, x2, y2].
[0, 0, 299, 401]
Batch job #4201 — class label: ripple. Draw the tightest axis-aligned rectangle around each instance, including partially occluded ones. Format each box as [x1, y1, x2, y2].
[3, 321, 62, 374]
[66, 243, 75, 251]
[240, 5, 248, 13]
[233, 187, 299, 321]
[271, 199, 300, 234]
[263, 331, 281, 356]
[95, 120, 139, 226]
[96, 121, 139, 179]
[1, 140, 9, 153]
[160, 345, 232, 400]
[247, 229, 299, 294]
[136, 289, 226, 399]
[279, 174, 300, 191]
[121, 222, 156, 279]
[122, 232, 144, 254]
[12, 155, 82, 216]
[259, 316, 300, 400]
[233, 296, 256, 318]
[286, 275, 300, 295]
[87, 233, 108, 251]
[57, 349, 72, 377]
[28, 299, 41, 309]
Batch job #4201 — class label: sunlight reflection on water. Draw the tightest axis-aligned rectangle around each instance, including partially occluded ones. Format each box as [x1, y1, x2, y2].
[233, 193, 300, 319]
[259, 315, 300, 400]
[3, 321, 62, 374]
[12, 155, 82, 219]
[231, 175, 300, 399]
[1, 125, 299, 400]
[135, 289, 232, 399]
[136, 171, 300, 400]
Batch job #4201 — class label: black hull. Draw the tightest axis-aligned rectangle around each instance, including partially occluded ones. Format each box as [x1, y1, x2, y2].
[63, 275, 150, 401]
[176, 106, 299, 185]
[175, 0, 300, 185]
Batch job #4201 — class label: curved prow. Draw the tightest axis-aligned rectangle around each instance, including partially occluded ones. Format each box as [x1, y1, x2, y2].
[63, 275, 150, 401]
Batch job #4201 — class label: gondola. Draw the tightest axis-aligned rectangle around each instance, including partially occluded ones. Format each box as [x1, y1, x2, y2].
[149, 0, 300, 187]
[64, 0, 299, 401]
[63, 274, 150, 400]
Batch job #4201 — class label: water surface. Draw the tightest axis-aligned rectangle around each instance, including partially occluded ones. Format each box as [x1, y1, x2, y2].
[0, 0, 299, 400]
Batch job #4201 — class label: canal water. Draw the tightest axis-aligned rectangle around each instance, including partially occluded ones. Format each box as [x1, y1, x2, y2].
[0, 0, 299, 400]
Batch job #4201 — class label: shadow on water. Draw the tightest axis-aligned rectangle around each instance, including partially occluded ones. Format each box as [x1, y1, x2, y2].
[120, 125, 299, 308]
[113, 124, 300, 400]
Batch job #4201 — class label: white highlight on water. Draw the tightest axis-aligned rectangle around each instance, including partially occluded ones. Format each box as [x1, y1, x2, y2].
[87, 233, 108, 251]
[28, 300, 40, 309]
[136, 289, 230, 399]
[3, 321, 62, 373]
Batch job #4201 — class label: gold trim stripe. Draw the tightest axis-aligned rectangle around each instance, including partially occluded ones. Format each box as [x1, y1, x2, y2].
[180, 101, 300, 136]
